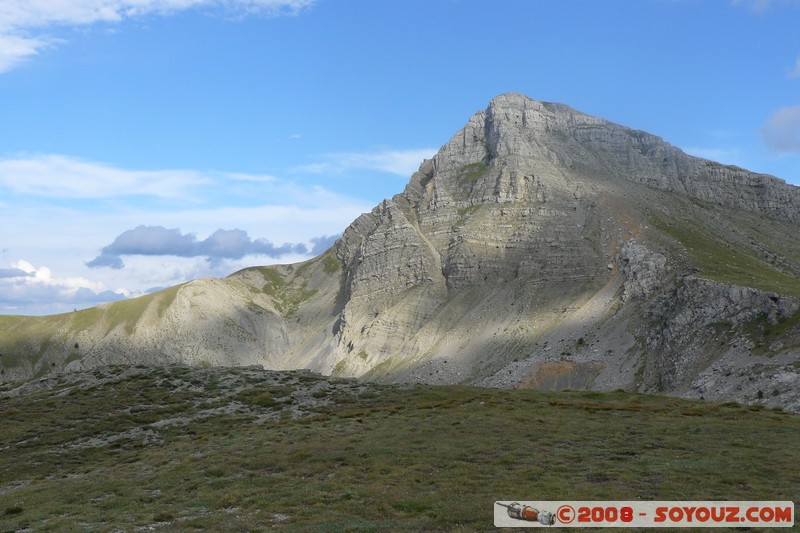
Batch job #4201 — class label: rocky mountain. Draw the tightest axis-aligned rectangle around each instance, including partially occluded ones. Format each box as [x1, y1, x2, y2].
[2, 93, 800, 411]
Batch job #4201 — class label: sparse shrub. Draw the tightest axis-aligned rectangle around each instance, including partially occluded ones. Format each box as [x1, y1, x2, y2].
[268, 385, 294, 397]
[236, 389, 278, 408]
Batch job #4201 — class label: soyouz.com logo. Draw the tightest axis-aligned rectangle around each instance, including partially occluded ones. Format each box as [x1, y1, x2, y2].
[493, 501, 794, 528]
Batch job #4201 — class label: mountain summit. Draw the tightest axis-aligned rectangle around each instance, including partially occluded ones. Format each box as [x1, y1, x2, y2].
[3, 94, 800, 411]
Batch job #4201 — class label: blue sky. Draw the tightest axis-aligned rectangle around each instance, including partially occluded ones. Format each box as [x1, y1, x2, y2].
[1, 0, 799, 315]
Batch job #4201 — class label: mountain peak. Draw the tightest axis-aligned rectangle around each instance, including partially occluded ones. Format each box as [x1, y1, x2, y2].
[420, 93, 800, 223]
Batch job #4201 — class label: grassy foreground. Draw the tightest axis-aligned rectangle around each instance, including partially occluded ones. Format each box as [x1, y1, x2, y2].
[1, 365, 798, 532]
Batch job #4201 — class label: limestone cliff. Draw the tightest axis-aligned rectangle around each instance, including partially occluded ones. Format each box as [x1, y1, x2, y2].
[2, 93, 799, 412]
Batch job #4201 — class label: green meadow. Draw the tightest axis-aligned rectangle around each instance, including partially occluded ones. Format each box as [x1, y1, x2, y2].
[1, 365, 797, 532]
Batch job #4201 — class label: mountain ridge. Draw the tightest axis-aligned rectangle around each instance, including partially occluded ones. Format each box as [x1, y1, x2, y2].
[2, 93, 799, 412]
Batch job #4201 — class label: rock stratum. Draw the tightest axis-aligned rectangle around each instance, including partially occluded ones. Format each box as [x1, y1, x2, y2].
[2, 93, 800, 411]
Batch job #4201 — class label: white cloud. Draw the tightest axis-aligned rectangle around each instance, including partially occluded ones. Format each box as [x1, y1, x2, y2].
[298, 148, 438, 177]
[762, 105, 800, 154]
[0, 154, 384, 201]
[224, 172, 278, 183]
[790, 55, 800, 79]
[0, 155, 372, 243]
[0, 0, 314, 29]
[0, 154, 209, 198]
[12, 260, 103, 293]
[0, 259, 127, 314]
[0, 0, 315, 73]
[0, 34, 52, 73]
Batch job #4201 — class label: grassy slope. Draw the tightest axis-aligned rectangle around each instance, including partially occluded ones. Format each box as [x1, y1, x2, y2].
[645, 198, 800, 298]
[0, 314, 68, 371]
[0, 284, 186, 375]
[1, 366, 797, 532]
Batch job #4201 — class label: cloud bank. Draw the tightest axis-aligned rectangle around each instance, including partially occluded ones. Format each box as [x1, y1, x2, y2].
[0, 0, 315, 73]
[87, 225, 339, 268]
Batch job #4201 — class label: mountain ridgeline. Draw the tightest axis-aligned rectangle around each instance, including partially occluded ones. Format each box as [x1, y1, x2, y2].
[2, 94, 800, 411]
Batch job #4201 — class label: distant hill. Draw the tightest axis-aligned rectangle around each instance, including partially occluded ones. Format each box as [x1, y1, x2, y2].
[2, 93, 799, 411]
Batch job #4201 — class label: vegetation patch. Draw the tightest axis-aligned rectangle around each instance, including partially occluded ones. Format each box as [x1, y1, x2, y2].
[236, 388, 280, 408]
[259, 267, 287, 297]
[257, 267, 317, 317]
[457, 162, 487, 184]
[322, 252, 341, 275]
[649, 213, 800, 297]
[742, 311, 800, 356]
[332, 359, 348, 376]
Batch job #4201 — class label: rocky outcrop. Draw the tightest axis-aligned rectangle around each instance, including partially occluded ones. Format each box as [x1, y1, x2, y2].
[639, 276, 800, 392]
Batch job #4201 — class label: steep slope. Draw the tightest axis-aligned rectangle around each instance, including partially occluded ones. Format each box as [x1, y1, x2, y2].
[2, 93, 799, 411]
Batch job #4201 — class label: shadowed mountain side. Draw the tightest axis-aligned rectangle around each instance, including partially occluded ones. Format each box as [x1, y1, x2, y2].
[2, 93, 799, 412]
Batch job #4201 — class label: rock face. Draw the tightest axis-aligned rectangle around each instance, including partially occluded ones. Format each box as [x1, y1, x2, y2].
[2, 93, 800, 412]
[618, 241, 669, 301]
